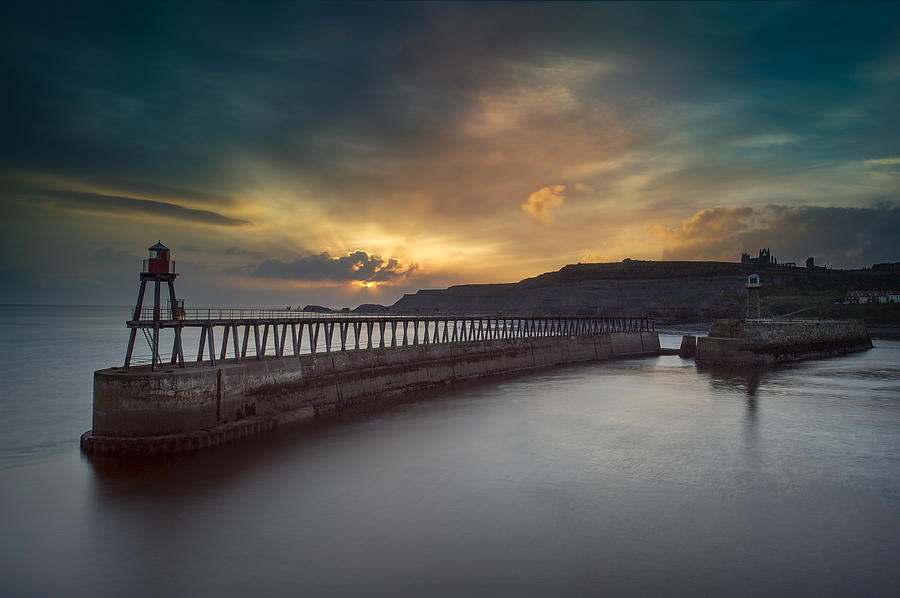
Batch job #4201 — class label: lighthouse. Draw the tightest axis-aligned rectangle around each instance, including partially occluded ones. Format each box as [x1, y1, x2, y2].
[124, 242, 185, 371]
[745, 273, 761, 320]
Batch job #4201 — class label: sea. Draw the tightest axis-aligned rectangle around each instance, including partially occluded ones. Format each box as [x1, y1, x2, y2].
[1, 305, 899, 597]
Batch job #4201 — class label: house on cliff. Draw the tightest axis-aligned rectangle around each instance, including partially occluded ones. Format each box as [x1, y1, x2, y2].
[843, 290, 900, 304]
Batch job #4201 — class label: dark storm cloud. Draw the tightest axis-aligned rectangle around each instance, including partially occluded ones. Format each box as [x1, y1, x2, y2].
[26, 190, 248, 227]
[83, 178, 241, 208]
[253, 251, 417, 283]
[224, 247, 265, 259]
[659, 203, 900, 268]
[1, 0, 899, 308]
[742, 204, 900, 267]
[0, 2, 441, 188]
[4, 1, 894, 203]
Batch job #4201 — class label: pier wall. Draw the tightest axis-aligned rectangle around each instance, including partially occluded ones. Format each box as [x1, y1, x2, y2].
[88, 331, 659, 449]
[696, 320, 871, 366]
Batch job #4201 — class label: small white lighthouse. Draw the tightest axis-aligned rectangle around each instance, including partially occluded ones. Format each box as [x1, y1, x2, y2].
[745, 273, 761, 320]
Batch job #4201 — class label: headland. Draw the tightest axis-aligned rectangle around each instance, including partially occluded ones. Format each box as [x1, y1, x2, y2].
[380, 260, 900, 327]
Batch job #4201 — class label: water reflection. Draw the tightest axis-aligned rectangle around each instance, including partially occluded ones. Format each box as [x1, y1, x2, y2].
[695, 363, 765, 432]
[694, 364, 766, 465]
[4, 344, 900, 597]
[84, 376, 510, 501]
[696, 364, 764, 399]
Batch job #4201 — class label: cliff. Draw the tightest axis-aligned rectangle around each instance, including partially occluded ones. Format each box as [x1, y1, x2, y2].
[389, 261, 900, 325]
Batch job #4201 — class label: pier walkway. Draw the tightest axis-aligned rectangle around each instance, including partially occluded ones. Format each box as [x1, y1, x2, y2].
[89, 243, 662, 455]
[125, 308, 655, 371]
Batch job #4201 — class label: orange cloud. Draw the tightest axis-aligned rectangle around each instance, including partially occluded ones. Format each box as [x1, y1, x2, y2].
[522, 185, 567, 222]
[521, 183, 595, 223]
[651, 205, 756, 261]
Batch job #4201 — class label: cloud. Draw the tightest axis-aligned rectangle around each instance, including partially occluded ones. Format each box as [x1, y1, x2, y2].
[23, 190, 248, 227]
[463, 85, 582, 137]
[2, 2, 900, 305]
[253, 250, 418, 283]
[521, 183, 593, 223]
[224, 247, 265, 258]
[656, 204, 900, 267]
[676, 205, 755, 237]
[87, 178, 242, 208]
[653, 206, 755, 261]
[861, 157, 900, 167]
[522, 185, 566, 222]
[730, 133, 803, 148]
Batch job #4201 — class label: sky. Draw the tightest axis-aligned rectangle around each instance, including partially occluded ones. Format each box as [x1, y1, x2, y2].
[1, 1, 899, 307]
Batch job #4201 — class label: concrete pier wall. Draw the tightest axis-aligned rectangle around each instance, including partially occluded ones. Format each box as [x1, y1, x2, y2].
[696, 320, 871, 366]
[85, 331, 659, 453]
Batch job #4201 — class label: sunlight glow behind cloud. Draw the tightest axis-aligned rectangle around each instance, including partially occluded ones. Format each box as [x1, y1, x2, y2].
[0, 2, 898, 306]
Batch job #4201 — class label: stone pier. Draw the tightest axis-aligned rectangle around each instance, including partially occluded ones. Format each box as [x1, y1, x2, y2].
[82, 320, 661, 455]
[695, 319, 871, 366]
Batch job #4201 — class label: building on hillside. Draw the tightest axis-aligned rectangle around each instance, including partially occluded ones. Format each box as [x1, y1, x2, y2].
[871, 262, 900, 272]
[741, 248, 796, 267]
[843, 291, 900, 304]
[806, 257, 827, 270]
[742, 248, 775, 265]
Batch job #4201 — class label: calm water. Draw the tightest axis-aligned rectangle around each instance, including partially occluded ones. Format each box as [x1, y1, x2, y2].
[1, 306, 899, 597]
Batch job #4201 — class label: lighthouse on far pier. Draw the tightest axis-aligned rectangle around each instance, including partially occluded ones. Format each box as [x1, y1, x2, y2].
[745, 273, 761, 320]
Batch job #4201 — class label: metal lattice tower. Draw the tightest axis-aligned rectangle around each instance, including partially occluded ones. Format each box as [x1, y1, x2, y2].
[124, 242, 184, 371]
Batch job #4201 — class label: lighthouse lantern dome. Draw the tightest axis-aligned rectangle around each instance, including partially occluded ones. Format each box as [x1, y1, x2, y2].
[149, 241, 169, 260]
[144, 241, 175, 275]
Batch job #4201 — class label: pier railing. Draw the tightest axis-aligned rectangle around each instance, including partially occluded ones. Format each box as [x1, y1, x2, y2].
[124, 312, 655, 371]
[134, 307, 391, 321]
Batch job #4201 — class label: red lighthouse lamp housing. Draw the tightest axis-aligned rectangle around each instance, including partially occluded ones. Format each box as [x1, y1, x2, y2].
[145, 241, 175, 274]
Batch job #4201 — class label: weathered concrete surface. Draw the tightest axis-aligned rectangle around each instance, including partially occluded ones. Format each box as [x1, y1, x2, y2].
[80, 417, 276, 456]
[696, 319, 871, 366]
[82, 332, 660, 455]
[679, 335, 697, 358]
